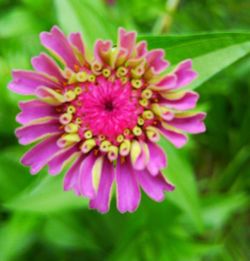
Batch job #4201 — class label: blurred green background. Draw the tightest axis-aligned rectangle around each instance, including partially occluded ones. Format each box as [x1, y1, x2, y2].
[0, 0, 249, 260]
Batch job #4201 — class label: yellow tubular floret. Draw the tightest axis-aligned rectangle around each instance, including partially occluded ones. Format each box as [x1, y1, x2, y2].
[131, 79, 143, 89]
[65, 123, 79, 133]
[74, 86, 82, 95]
[67, 105, 76, 114]
[132, 126, 142, 136]
[57, 133, 81, 148]
[59, 113, 73, 125]
[88, 74, 96, 82]
[76, 71, 88, 82]
[100, 140, 111, 152]
[141, 89, 153, 99]
[146, 126, 160, 142]
[116, 134, 124, 143]
[130, 140, 141, 165]
[102, 68, 111, 78]
[81, 139, 96, 153]
[84, 130, 93, 139]
[108, 145, 118, 161]
[139, 98, 149, 107]
[137, 117, 145, 126]
[119, 139, 131, 156]
[116, 66, 128, 78]
[142, 110, 154, 120]
[65, 90, 76, 101]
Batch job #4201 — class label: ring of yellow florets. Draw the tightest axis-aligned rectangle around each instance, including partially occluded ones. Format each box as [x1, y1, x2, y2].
[56, 56, 162, 162]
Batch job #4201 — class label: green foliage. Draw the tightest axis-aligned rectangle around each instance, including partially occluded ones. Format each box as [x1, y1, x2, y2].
[0, 0, 249, 260]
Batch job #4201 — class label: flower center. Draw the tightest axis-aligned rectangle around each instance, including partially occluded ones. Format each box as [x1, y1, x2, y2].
[57, 63, 160, 161]
[104, 100, 114, 112]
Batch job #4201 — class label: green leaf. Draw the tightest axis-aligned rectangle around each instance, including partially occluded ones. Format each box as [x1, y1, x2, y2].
[160, 139, 204, 232]
[139, 32, 250, 89]
[201, 193, 248, 230]
[0, 213, 41, 261]
[54, 0, 117, 48]
[0, 8, 38, 38]
[43, 214, 97, 250]
[4, 171, 88, 213]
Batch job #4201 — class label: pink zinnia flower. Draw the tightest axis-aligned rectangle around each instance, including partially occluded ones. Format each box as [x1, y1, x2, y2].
[9, 26, 206, 213]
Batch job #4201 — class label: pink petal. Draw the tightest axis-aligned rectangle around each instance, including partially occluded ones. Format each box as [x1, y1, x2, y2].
[154, 74, 177, 90]
[40, 26, 79, 70]
[174, 59, 198, 88]
[167, 113, 206, 134]
[160, 91, 199, 110]
[136, 170, 175, 202]
[79, 153, 96, 198]
[8, 70, 60, 95]
[133, 142, 149, 171]
[94, 40, 112, 64]
[21, 135, 61, 174]
[146, 49, 169, 73]
[118, 28, 137, 57]
[69, 32, 85, 59]
[64, 155, 84, 195]
[159, 126, 187, 148]
[31, 53, 65, 82]
[48, 145, 79, 175]
[136, 41, 148, 57]
[89, 158, 115, 213]
[116, 158, 141, 213]
[147, 142, 167, 176]
[16, 100, 58, 124]
[16, 119, 61, 145]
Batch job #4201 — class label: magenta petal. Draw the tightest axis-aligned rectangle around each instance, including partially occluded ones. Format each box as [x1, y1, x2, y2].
[32, 53, 65, 82]
[133, 142, 149, 171]
[40, 26, 79, 69]
[147, 142, 167, 176]
[136, 41, 147, 57]
[116, 159, 141, 213]
[159, 126, 187, 148]
[16, 119, 61, 145]
[118, 28, 137, 57]
[89, 158, 115, 213]
[174, 59, 198, 88]
[8, 70, 60, 95]
[167, 113, 206, 134]
[156, 74, 177, 90]
[79, 153, 96, 198]
[48, 145, 78, 175]
[146, 49, 169, 73]
[63, 155, 84, 195]
[136, 170, 175, 201]
[94, 40, 112, 64]
[69, 32, 85, 57]
[21, 135, 61, 174]
[16, 100, 58, 124]
[160, 91, 199, 110]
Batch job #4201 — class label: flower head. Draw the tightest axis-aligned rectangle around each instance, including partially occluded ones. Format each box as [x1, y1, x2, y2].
[9, 26, 206, 213]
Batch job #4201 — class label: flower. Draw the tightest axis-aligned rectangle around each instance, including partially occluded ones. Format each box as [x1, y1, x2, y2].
[9, 26, 206, 213]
